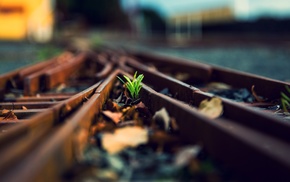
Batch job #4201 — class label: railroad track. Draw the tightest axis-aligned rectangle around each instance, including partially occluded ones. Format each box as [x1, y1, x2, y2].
[0, 49, 290, 181]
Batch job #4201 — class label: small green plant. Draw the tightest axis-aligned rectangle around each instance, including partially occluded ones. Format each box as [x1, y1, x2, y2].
[117, 71, 144, 100]
[281, 85, 290, 113]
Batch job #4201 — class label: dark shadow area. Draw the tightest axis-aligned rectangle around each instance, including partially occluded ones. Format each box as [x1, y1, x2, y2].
[203, 17, 290, 38]
[140, 8, 166, 36]
[56, 0, 130, 30]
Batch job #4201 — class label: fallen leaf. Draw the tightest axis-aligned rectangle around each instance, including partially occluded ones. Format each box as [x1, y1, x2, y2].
[175, 72, 190, 81]
[135, 101, 146, 109]
[102, 111, 123, 124]
[56, 83, 66, 93]
[198, 97, 223, 119]
[206, 82, 232, 90]
[117, 120, 136, 127]
[90, 120, 116, 134]
[135, 102, 152, 123]
[152, 107, 170, 131]
[147, 64, 157, 71]
[149, 130, 179, 145]
[174, 145, 201, 167]
[251, 85, 267, 102]
[170, 117, 179, 132]
[122, 106, 138, 121]
[2, 109, 10, 114]
[102, 126, 148, 154]
[106, 100, 120, 112]
[2, 110, 18, 121]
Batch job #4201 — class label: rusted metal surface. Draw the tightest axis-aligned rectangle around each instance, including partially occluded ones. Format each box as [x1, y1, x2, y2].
[4, 95, 71, 102]
[0, 52, 74, 97]
[0, 71, 118, 182]
[140, 84, 290, 181]
[0, 51, 109, 179]
[0, 80, 102, 174]
[0, 102, 56, 109]
[121, 52, 290, 151]
[1, 49, 290, 181]
[44, 53, 87, 90]
[23, 53, 84, 95]
[130, 51, 290, 100]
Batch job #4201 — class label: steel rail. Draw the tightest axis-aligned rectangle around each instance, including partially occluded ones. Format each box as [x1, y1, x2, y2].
[0, 49, 290, 181]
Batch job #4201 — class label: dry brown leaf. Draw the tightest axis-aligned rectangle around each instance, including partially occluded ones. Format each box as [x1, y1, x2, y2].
[198, 97, 223, 119]
[135, 101, 146, 109]
[102, 126, 148, 154]
[106, 100, 120, 112]
[122, 106, 137, 120]
[251, 85, 267, 102]
[175, 72, 190, 81]
[2, 110, 18, 121]
[174, 145, 201, 167]
[91, 120, 116, 134]
[102, 110, 123, 124]
[135, 101, 151, 121]
[206, 82, 231, 90]
[148, 64, 157, 71]
[152, 107, 170, 131]
[170, 117, 179, 131]
[117, 120, 137, 127]
[149, 130, 179, 145]
[56, 83, 66, 93]
[2, 109, 10, 114]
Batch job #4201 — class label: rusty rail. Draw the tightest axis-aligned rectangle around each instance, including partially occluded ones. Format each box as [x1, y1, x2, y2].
[0, 51, 111, 177]
[1, 49, 290, 181]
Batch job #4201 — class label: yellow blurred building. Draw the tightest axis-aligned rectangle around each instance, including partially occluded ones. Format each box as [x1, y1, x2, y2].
[0, 0, 54, 42]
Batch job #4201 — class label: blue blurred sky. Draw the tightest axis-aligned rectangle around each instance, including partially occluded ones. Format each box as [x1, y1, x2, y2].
[120, 0, 290, 20]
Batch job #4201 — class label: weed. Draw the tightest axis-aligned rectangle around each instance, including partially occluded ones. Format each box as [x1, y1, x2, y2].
[281, 85, 290, 113]
[117, 71, 144, 100]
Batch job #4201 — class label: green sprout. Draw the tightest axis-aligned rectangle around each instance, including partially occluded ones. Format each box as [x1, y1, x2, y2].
[281, 85, 290, 113]
[117, 71, 144, 100]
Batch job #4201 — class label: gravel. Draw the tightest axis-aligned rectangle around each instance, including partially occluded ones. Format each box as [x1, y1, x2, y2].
[111, 41, 290, 82]
[152, 45, 290, 82]
[0, 42, 40, 74]
[1, 41, 290, 82]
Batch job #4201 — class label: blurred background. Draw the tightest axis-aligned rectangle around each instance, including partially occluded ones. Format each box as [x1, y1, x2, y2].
[0, 0, 290, 81]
